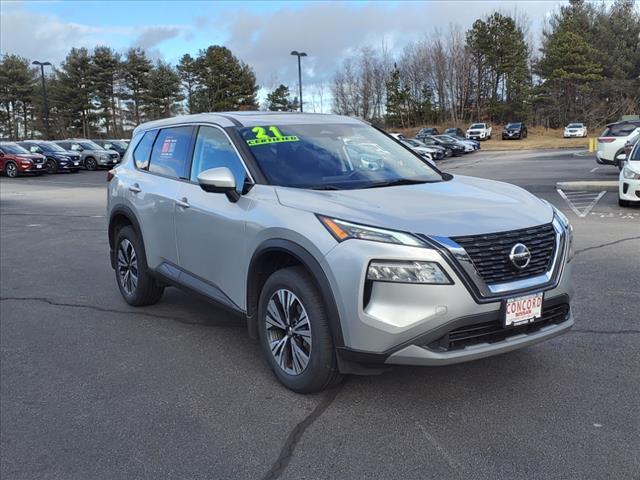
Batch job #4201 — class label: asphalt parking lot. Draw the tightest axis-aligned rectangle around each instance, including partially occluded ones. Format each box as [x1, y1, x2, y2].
[1, 149, 639, 480]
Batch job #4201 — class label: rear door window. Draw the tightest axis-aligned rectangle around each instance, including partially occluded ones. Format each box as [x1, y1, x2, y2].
[148, 126, 195, 179]
[602, 123, 640, 137]
[133, 130, 158, 170]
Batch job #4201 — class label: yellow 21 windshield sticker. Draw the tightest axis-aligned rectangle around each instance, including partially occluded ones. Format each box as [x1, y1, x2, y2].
[246, 126, 299, 147]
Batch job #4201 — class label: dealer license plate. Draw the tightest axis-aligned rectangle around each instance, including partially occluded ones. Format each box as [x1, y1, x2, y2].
[36, 165, 42, 169]
[504, 292, 543, 327]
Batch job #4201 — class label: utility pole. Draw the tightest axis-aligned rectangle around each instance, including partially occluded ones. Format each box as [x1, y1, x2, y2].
[32, 61, 52, 139]
[290, 51, 307, 113]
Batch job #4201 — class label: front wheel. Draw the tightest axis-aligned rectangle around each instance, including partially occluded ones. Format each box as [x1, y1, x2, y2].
[258, 267, 342, 393]
[114, 226, 164, 306]
[85, 157, 98, 171]
[46, 160, 58, 174]
[4, 162, 18, 178]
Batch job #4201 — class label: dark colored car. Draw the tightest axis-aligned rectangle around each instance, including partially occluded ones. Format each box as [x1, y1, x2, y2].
[443, 128, 480, 149]
[415, 127, 440, 139]
[502, 122, 528, 140]
[92, 139, 129, 157]
[416, 136, 452, 157]
[427, 135, 465, 156]
[0, 142, 47, 177]
[18, 140, 81, 174]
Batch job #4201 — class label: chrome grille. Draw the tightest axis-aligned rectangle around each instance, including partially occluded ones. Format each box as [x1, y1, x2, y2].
[451, 224, 556, 284]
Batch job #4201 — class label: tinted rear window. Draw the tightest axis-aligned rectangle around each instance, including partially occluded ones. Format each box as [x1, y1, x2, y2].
[133, 130, 157, 170]
[602, 123, 640, 137]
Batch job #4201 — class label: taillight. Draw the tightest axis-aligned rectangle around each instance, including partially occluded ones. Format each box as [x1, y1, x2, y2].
[106, 169, 115, 182]
[598, 137, 615, 143]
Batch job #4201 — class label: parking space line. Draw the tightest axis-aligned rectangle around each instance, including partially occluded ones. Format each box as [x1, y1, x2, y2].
[557, 189, 606, 217]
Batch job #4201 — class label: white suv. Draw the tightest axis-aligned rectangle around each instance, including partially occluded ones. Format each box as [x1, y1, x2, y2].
[597, 121, 640, 168]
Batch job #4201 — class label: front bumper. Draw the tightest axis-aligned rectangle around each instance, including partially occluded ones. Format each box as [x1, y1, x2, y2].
[324, 227, 573, 367]
[564, 132, 585, 138]
[619, 177, 640, 202]
[97, 157, 119, 166]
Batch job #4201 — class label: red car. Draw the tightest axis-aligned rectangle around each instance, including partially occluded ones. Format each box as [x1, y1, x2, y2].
[0, 142, 47, 177]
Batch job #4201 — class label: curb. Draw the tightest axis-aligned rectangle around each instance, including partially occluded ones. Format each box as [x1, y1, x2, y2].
[556, 181, 618, 192]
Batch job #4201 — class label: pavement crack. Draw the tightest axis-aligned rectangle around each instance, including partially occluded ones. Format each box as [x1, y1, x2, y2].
[261, 384, 343, 480]
[575, 236, 640, 256]
[0, 296, 241, 328]
[571, 328, 640, 335]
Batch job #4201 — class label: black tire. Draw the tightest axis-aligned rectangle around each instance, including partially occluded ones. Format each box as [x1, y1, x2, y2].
[258, 266, 342, 393]
[4, 161, 18, 178]
[46, 160, 58, 174]
[114, 226, 164, 306]
[85, 157, 98, 171]
[71, 169, 79, 173]
[618, 198, 631, 207]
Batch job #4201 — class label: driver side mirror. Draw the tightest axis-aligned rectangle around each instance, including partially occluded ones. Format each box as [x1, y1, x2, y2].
[197, 167, 240, 202]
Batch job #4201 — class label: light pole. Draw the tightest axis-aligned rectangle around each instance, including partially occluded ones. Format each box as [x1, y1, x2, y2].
[290, 51, 307, 112]
[32, 61, 51, 139]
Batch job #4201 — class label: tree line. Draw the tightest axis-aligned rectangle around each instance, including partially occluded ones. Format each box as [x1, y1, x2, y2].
[1, 0, 638, 140]
[333, 0, 640, 129]
[0, 46, 258, 140]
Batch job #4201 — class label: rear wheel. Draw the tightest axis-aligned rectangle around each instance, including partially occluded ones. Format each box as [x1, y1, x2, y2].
[4, 162, 18, 178]
[258, 267, 342, 393]
[114, 226, 164, 306]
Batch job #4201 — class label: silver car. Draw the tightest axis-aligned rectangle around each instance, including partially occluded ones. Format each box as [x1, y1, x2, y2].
[107, 112, 574, 393]
[55, 139, 120, 170]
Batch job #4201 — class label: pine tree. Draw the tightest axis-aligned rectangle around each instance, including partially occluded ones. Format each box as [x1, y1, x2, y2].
[177, 53, 199, 114]
[91, 46, 121, 136]
[192, 46, 258, 112]
[144, 61, 184, 120]
[266, 84, 295, 111]
[0, 54, 37, 139]
[55, 47, 95, 137]
[385, 65, 410, 128]
[123, 48, 152, 124]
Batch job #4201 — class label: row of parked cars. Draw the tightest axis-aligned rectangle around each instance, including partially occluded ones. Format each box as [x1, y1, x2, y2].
[0, 138, 129, 177]
[389, 130, 481, 164]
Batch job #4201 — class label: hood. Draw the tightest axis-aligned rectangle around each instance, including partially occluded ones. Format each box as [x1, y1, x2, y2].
[275, 175, 553, 238]
[17, 153, 45, 160]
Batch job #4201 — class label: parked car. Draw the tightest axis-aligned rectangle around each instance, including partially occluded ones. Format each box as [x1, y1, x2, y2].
[563, 123, 587, 138]
[416, 136, 452, 157]
[619, 138, 640, 207]
[436, 135, 476, 153]
[466, 123, 492, 140]
[502, 122, 528, 140]
[443, 128, 480, 149]
[428, 135, 465, 156]
[403, 138, 445, 161]
[415, 127, 440, 139]
[93, 139, 129, 157]
[55, 139, 120, 170]
[107, 112, 574, 392]
[596, 120, 640, 168]
[0, 142, 47, 177]
[18, 140, 81, 173]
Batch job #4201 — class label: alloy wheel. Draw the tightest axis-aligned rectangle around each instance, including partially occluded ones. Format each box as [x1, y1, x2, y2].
[265, 289, 312, 375]
[117, 238, 138, 295]
[47, 160, 57, 174]
[5, 163, 17, 178]
[86, 158, 97, 170]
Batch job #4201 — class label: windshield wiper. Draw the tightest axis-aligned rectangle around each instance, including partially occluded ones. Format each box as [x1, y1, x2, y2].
[310, 185, 342, 190]
[362, 178, 431, 189]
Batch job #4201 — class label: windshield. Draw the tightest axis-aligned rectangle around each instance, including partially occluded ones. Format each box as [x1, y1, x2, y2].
[237, 123, 443, 190]
[567, 123, 583, 128]
[470, 123, 485, 129]
[39, 142, 67, 153]
[506, 123, 522, 129]
[436, 135, 458, 143]
[419, 137, 437, 145]
[404, 139, 423, 147]
[79, 141, 103, 150]
[104, 141, 127, 150]
[0, 143, 30, 154]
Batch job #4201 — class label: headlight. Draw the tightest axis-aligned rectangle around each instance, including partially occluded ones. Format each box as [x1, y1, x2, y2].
[318, 216, 425, 247]
[552, 206, 574, 262]
[367, 260, 452, 284]
[622, 167, 640, 179]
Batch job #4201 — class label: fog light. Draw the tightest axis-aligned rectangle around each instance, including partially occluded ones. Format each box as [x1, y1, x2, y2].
[367, 261, 452, 284]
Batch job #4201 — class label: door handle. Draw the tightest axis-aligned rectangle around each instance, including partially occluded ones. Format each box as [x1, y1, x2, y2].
[128, 183, 141, 193]
[176, 197, 190, 209]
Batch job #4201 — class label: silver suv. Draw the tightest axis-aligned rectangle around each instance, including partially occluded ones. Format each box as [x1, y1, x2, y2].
[107, 112, 574, 393]
[55, 139, 120, 170]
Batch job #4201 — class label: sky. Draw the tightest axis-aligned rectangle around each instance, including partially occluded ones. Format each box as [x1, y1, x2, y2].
[1, 0, 568, 110]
